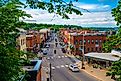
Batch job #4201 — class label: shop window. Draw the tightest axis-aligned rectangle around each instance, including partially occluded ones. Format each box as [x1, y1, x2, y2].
[95, 47, 98, 51]
[91, 48, 93, 51]
[87, 48, 90, 52]
[99, 48, 102, 51]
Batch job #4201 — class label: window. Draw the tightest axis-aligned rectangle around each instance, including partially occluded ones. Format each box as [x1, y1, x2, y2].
[95, 40, 98, 44]
[80, 40, 82, 45]
[80, 46, 83, 49]
[95, 47, 98, 51]
[21, 39, 23, 45]
[99, 48, 102, 51]
[100, 39, 102, 43]
[91, 48, 93, 51]
[74, 40, 78, 44]
[76, 48, 78, 51]
[87, 48, 90, 52]
[103, 40, 106, 43]
[92, 40, 94, 44]
[84, 40, 86, 44]
[88, 40, 90, 44]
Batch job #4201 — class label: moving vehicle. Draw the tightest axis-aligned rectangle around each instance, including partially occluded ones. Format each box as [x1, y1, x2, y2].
[69, 64, 80, 72]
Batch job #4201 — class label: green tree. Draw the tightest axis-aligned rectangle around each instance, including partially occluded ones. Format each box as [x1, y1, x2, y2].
[105, 0, 121, 80]
[106, 59, 121, 80]
[0, 2, 30, 81]
[103, 0, 121, 52]
[0, 0, 83, 80]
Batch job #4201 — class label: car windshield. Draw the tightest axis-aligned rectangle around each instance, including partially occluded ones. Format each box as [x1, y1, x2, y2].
[73, 67, 78, 69]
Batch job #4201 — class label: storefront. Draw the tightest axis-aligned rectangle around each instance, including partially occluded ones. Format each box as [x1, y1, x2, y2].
[85, 53, 120, 69]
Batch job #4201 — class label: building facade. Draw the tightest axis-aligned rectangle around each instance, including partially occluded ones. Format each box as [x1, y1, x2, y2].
[59, 29, 107, 56]
[16, 33, 27, 52]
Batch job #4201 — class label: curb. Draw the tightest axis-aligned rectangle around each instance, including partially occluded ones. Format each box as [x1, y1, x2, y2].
[81, 69, 103, 81]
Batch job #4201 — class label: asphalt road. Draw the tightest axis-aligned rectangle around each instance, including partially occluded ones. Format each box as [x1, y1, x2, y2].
[42, 33, 99, 81]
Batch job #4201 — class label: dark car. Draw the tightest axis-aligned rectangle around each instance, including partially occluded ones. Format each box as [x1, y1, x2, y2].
[61, 48, 66, 53]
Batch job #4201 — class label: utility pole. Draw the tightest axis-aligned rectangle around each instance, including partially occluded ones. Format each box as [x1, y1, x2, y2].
[81, 34, 85, 69]
[50, 63, 52, 81]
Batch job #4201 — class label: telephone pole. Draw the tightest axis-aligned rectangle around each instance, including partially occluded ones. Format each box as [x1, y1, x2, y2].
[81, 34, 85, 69]
[50, 63, 52, 81]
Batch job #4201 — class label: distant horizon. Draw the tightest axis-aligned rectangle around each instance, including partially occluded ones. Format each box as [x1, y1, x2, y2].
[24, 21, 118, 28]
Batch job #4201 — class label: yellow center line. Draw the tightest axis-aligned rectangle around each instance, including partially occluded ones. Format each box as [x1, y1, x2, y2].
[67, 70, 82, 81]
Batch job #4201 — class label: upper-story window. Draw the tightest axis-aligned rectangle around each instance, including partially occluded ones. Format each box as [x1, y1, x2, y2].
[74, 40, 78, 44]
[21, 39, 23, 45]
[84, 40, 86, 44]
[95, 39, 98, 44]
[92, 40, 94, 44]
[88, 40, 90, 44]
[80, 40, 82, 45]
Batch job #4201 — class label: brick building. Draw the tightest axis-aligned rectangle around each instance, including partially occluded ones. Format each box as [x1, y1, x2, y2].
[26, 34, 36, 52]
[22, 60, 42, 81]
[59, 29, 107, 56]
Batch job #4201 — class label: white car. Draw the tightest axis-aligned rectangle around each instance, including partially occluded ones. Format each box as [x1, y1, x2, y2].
[69, 64, 80, 72]
[46, 44, 50, 48]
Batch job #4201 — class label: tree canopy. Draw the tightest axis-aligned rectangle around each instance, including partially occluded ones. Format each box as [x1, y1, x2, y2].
[0, 0, 83, 80]
[103, 0, 121, 53]
[105, 0, 121, 80]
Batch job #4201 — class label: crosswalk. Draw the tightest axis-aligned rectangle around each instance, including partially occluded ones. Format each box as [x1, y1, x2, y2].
[43, 64, 71, 70]
[51, 64, 69, 70]
[47, 55, 68, 60]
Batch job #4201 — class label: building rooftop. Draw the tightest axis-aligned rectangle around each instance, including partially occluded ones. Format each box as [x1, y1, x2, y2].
[85, 52, 120, 61]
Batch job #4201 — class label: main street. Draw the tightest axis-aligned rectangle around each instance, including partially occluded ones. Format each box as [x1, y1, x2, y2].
[42, 33, 99, 81]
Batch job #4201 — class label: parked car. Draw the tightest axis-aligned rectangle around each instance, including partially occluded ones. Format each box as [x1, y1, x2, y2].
[61, 48, 66, 53]
[69, 64, 80, 72]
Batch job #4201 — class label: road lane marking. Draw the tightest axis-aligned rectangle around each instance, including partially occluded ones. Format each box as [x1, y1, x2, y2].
[62, 56, 64, 58]
[47, 57, 50, 60]
[52, 67, 55, 70]
[58, 56, 61, 58]
[51, 57, 54, 59]
[56, 66, 60, 68]
[65, 65, 69, 67]
[61, 65, 64, 67]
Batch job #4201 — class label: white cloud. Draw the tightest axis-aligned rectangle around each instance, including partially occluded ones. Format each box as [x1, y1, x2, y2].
[21, 5, 117, 27]
[73, 2, 111, 12]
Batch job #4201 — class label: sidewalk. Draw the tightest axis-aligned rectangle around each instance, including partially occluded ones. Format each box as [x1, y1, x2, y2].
[66, 54, 114, 81]
[41, 66, 49, 81]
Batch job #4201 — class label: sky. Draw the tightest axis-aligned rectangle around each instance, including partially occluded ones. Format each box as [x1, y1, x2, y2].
[22, 0, 119, 27]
